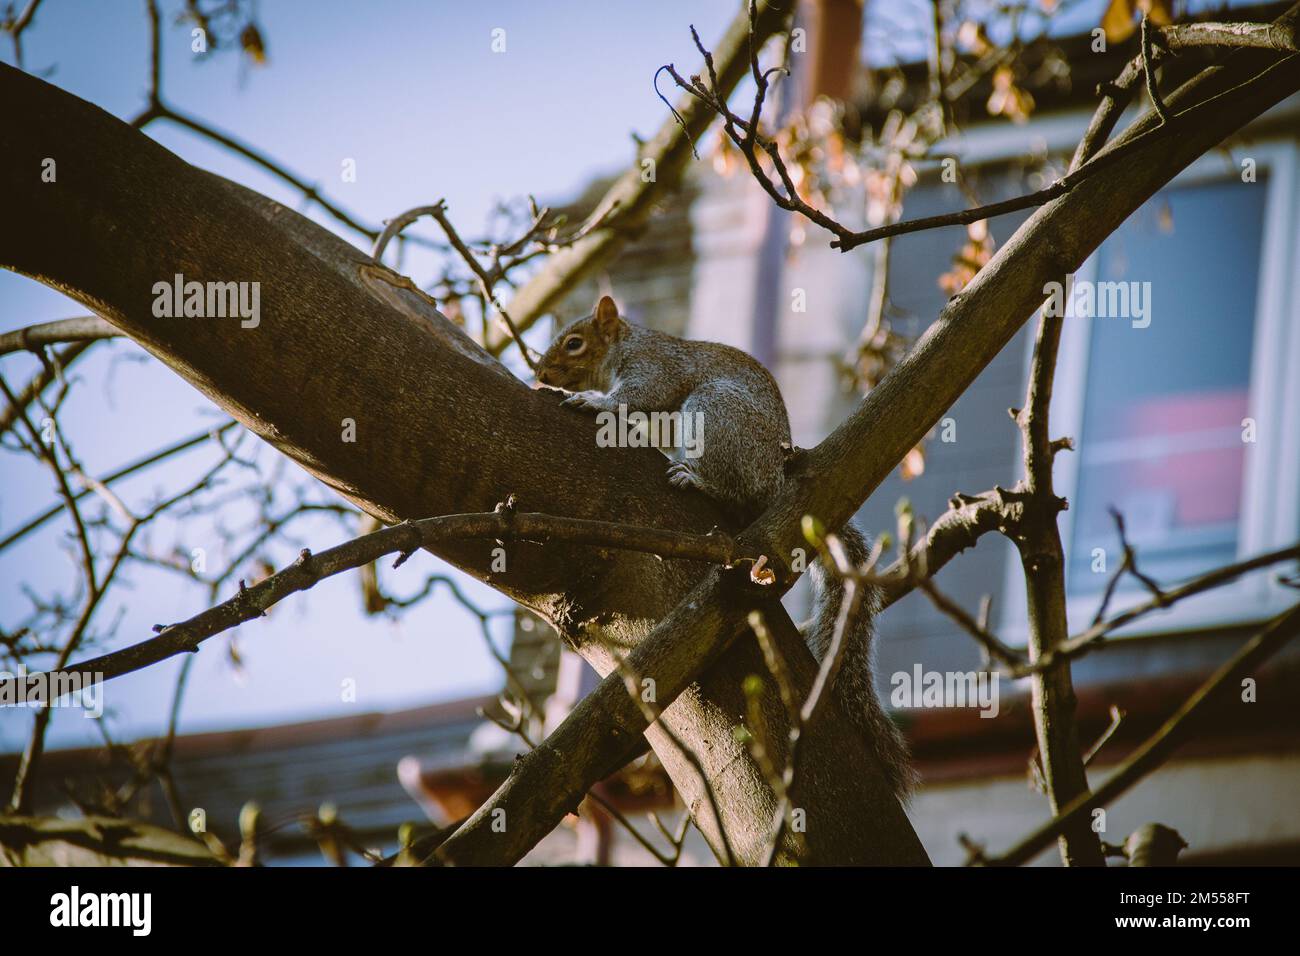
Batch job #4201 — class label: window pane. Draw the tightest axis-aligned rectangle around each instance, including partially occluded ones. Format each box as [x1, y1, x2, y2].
[1067, 177, 1267, 597]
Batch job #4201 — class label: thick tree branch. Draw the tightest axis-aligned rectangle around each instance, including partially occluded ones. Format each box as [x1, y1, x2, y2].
[1157, 17, 1300, 53]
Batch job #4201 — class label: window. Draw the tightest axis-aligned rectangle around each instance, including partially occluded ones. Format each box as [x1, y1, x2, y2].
[999, 139, 1300, 639]
[1066, 178, 1266, 595]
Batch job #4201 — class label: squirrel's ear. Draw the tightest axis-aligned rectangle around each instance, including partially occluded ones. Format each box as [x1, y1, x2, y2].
[593, 296, 621, 335]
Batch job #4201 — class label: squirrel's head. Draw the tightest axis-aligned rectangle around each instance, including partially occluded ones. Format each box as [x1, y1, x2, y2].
[534, 295, 627, 392]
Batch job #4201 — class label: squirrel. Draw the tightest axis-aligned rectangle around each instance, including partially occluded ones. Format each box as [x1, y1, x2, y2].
[535, 295, 915, 799]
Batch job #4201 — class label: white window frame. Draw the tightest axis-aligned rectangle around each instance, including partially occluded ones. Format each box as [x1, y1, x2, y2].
[946, 115, 1300, 644]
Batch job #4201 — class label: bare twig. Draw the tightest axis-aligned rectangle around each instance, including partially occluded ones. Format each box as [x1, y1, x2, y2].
[916, 540, 1300, 679]
[1083, 705, 1124, 767]
[130, 0, 408, 246]
[371, 205, 442, 263]
[1033, 543, 1300, 675]
[875, 488, 1016, 609]
[915, 577, 1025, 667]
[1141, 15, 1170, 126]
[5, 426, 240, 812]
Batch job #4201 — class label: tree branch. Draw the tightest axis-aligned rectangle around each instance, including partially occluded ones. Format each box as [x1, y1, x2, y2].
[0, 316, 118, 355]
[875, 488, 1015, 609]
[1009, 301, 1104, 866]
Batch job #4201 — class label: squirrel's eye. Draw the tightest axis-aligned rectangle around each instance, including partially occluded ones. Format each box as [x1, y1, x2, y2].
[563, 336, 586, 355]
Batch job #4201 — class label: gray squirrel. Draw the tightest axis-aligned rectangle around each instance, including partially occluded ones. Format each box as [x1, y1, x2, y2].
[535, 295, 915, 799]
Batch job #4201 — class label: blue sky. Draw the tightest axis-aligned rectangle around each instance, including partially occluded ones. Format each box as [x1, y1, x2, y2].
[0, 0, 738, 750]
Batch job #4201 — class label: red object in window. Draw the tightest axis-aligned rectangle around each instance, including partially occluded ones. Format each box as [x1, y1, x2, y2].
[1128, 389, 1248, 528]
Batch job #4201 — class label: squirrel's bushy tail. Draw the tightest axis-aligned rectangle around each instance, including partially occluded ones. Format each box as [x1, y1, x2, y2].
[806, 521, 917, 801]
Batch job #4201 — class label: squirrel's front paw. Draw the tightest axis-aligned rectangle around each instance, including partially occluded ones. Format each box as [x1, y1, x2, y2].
[666, 460, 703, 491]
[561, 390, 611, 412]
